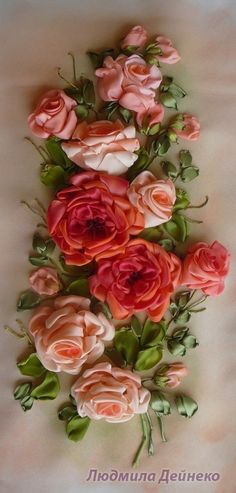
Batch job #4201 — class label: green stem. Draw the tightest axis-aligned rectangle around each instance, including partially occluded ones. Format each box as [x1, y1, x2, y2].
[68, 52, 77, 83]
[132, 414, 149, 467]
[57, 67, 78, 89]
[25, 137, 48, 163]
[156, 414, 167, 442]
[146, 411, 154, 456]
[15, 319, 33, 345]
[21, 200, 47, 225]
[186, 294, 208, 311]
[179, 214, 203, 224]
[188, 196, 208, 209]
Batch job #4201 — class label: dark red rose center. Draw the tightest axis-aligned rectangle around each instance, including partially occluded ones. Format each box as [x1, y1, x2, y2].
[86, 218, 106, 238]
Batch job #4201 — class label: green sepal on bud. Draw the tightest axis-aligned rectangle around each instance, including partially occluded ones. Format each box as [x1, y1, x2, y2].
[150, 391, 171, 416]
[167, 327, 199, 356]
[175, 395, 198, 418]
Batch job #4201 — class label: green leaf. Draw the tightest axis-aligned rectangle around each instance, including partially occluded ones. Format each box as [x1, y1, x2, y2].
[66, 415, 90, 442]
[160, 76, 173, 91]
[169, 82, 187, 98]
[175, 310, 191, 324]
[141, 319, 166, 347]
[152, 135, 171, 156]
[157, 239, 175, 252]
[45, 139, 68, 167]
[138, 227, 162, 243]
[134, 347, 163, 371]
[167, 339, 186, 356]
[58, 405, 78, 421]
[82, 78, 95, 108]
[41, 165, 67, 188]
[171, 327, 189, 340]
[160, 92, 177, 109]
[20, 395, 34, 412]
[104, 347, 127, 367]
[64, 86, 82, 103]
[126, 147, 150, 181]
[114, 330, 139, 365]
[131, 315, 143, 337]
[180, 166, 199, 182]
[17, 290, 41, 311]
[119, 107, 132, 123]
[182, 334, 199, 348]
[14, 382, 32, 400]
[179, 150, 192, 167]
[31, 371, 60, 400]
[175, 395, 198, 418]
[29, 255, 48, 266]
[32, 232, 46, 254]
[161, 161, 178, 179]
[169, 301, 178, 316]
[150, 391, 171, 415]
[75, 104, 89, 120]
[173, 188, 191, 211]
[103, 101, 119, 120]
[163, 213, 189, 242]
[87, 49, 115, 69]
[175, 291, 192, 308]
[17, 353, 46, 378]
[67, 279, 90, 297]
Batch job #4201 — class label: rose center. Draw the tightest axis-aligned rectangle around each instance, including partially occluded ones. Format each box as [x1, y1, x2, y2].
[86, 218, 106, 237]
[128, 271, 142, 284]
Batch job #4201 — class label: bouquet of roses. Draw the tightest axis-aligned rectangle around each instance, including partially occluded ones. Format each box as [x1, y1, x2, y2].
[7, 25, 230, 467]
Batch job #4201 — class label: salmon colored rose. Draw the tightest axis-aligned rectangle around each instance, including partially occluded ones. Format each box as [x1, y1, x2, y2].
[28, 89, 77, 139]
[181, 241, 230, 296]
[71, 362, 151, 423]
[174, 113, 200, 141]
[121, 25, 148, 49]
[89, 238, 181, 322]
[47, 171, 144, 266]
[128, 171, 176, 227]
[155, 363, 188, 389]
[136, 102, 165, 129]
[29, 267, 60, 296]
[62, 120, 140, 175]
[154, 36, 181, 64]
[96, 54, 162, 115]
[29, 296, 115, 374]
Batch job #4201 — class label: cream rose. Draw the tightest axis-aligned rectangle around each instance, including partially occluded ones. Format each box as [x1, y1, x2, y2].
[71, 362, 151, 423]
[62, 119, 140, 175]
[128, 171, 176, 227]
[29, 296, 115, 374]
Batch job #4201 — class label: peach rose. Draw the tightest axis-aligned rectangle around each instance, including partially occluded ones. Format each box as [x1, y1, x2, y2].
[89, 239, 181, 322]
[155, 363, 188, 389]
[28, 89, 77, 139]
[29, 267, 60, 296]
[136, 102, 165, 129]
[62, 120, 140, 175]
[181, 241, 230, 296]
[128, 171, 176, 227]
[121, 25, 148, 50]
[174, 113, 200, 141]
[154, 36, 181, 64]
[47, 171, 144, 266]
[29, 296, 115, 374]
[96, 54, 162, 115]
[71, 362, 151, 423]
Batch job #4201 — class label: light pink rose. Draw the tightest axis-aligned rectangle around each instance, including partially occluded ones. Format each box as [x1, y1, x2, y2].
[154, 36, 181, 64]
[96, 54, 162, 115]
[121, 25, 148, 49]
[128, 171, 176, 227]
[62, 119, 140, 175]
[136, 102, 165, 128]
[29, 296, 115, 374]
[28, 89, 77, 139]
[181, 241, 230, 296]
[29, 267, 60, 296]
[165, 363, 188, 388]
[71, 362, 151, 423]
[174, 113, 200, 141]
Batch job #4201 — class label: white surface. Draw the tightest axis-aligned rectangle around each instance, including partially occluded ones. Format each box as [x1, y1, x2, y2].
[0, 1, 236, 492]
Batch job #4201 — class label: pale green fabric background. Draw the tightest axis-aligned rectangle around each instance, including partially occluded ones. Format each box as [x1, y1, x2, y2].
[0, 1, 236, 492]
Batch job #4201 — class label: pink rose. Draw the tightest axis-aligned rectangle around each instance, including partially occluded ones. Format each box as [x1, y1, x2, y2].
[71, 362, 151, 423]
[28, 90, 77, 139]
[174, 113, 200, 141]
[155, 363, 188, 389]
[128, 171, 176, 227]
[121, 25, 148, 50]
[96, 54, 162, 115]
[62, 119, 140, 175]
[29, 267, 60, 296]
[154, 36, 181, 64]
[136, 102, 165, 129]
[89, 239, 181, 322]
[29, 296, 115, 374]
[181, 241, 230, 296]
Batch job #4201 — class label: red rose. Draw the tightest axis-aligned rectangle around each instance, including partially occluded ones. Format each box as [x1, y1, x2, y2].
[89, 238, 181, 321]
[47, 171, 144, 266]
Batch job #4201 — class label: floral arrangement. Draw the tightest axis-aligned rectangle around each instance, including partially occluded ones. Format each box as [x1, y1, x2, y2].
[7, 25, 230, 467]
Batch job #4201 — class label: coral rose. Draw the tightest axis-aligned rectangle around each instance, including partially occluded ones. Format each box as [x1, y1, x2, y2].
[154, 36, 181, 64]
[89, 239, 181, 322]
[173, 113, 200, 141]
[136, 102, 165, 129]
[71, 362, 151, 423]
[28, 90, 77, 139]
[47, 171, 144, 266]
[121, 25, 148, 50]
[181, 241, 230, 296]
[62, 119, 140, 175]
[29, 267, 60, 296]
[96, 54, 162, 115]
[128, 171, 176, 227]
[29, 296, 115, 374]
[155, 363, 188, 389]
